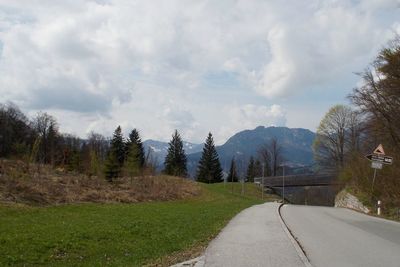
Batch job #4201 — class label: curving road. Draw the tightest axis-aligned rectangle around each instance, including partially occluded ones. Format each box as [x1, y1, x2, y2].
[280, 205, 400, 267]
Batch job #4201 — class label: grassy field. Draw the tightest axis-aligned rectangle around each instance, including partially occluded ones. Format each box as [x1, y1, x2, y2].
[0, 182, 276, 266]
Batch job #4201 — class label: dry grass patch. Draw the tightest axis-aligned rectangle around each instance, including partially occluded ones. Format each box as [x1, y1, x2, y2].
[0, 159, 200, 205]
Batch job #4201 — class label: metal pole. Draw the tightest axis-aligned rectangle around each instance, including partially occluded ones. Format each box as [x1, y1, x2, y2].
[231, 164, 234, 194]
[371, 168, 377, 197]
[262, 163, 265, 200]
[224, 159, 226, 189]
[282, 162, 285, 203]
[231, 175, 233, 193]
[243, 178, 245, 196]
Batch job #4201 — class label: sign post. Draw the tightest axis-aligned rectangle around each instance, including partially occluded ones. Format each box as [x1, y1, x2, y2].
[366, 144, 394, 211]
[371, 167, 378, 194]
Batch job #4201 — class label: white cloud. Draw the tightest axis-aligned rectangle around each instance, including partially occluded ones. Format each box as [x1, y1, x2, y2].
[0, 0, 398, 143]
[256, 0, 399, 97]
[214, 104, 286, 144]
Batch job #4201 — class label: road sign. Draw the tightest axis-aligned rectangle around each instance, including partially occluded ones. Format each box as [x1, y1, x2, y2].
[371, 161, 383, 169]
[383, 156, 393, 165]
[367, 144, 393, 198]
[373, 144, 385, 155]
[366, 154, 393, 165]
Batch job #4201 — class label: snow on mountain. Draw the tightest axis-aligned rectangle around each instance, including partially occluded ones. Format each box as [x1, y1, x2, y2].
[143, 139, 204, 167]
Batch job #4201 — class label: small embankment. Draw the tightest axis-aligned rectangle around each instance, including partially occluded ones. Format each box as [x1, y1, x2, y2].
[0, 159, 200, 205]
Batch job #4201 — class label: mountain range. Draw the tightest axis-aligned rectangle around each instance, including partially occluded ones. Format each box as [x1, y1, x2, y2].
[143, 139, 204, 167]
[143, 126, 316, 177]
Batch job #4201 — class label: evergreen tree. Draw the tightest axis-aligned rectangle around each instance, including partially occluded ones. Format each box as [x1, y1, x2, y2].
[104, 126, 125, 181]
[68, 148, 81, 172]
[126, 129, 145, 168]
[104, 150, 120, 182]
[89, 150, 100, 177]
[227, 157, 238, 182]
[111, 126, 125, 166]
[196, 132, 223, 183]
[124, 142, 141, 182]
[164, 130, 187, 177]
[246, 156, 256, 182]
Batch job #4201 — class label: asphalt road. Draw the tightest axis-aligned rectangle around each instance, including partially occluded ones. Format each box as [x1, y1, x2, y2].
[281, 205, 400, 267]
[204, 202, 305, 267]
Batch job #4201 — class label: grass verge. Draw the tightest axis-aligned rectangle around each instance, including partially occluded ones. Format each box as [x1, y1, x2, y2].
[0, 182, 276, 266]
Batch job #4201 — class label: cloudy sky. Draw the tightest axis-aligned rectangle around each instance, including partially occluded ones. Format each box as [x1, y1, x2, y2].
[0, 0, 399, 144]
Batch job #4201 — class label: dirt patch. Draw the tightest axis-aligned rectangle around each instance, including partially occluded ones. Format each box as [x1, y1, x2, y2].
[0, 159, 201, 205]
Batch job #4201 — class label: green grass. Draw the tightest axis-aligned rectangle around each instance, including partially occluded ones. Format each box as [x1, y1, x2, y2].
[0, 183, 273, 266]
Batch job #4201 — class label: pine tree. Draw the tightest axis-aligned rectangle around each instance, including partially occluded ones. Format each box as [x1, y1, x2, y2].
[126, 129, 145, 168]
[68, 148, 81, 172]
[246, 156, 256, 182]
[111, 126, 125, 166]
[89, 150, 99, 177]
[104, 126, 125, 181]
[164, 130, 187, 177]
[196, 132, 223, 183]
[104, 150, 120, 182]
[227, 157, 238, 182]
[124, 142, 141, 183]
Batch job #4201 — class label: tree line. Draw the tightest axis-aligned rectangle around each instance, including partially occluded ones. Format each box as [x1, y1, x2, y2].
[0, 102, 285, 183]
[313, 37, 400, 212]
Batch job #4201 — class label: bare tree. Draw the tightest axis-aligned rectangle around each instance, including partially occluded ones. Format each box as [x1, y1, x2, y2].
[313, 105, 362, 170]
[258, 137, 283, 176]
[87, 131, 108, 162]
[349, 36, 400, 150]
[32, 112, 59, 165]
[258, 143, 271, 176]
[269, 137, 283, 176]
[347, 110, 364, 153]
[145, 148, 159, 175]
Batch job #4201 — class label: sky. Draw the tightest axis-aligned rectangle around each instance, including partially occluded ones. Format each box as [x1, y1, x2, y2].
[0, 0, 399, 144]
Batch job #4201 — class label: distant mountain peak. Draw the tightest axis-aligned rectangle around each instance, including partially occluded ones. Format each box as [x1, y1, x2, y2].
[143, 139, 204, 169]
[187, 126, 315, 177]
[143, 126, 315, 177]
